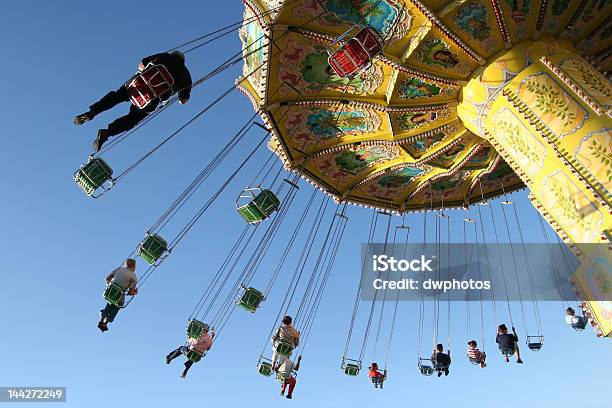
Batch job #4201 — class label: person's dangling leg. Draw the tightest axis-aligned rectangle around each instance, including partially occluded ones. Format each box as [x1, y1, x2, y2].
[181, 360, 194, 378]
[75, 85, 129, 125]
[285, 377, 296, 399]
[166, 346, 184, 364]
[94, 104, 149, 152]
[97, 303, 114, 332]
[514, 345, 523, 363]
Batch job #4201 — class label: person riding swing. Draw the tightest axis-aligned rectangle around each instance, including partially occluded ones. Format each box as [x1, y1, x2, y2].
[98, 258, 137, 332]
[74, 50, 192, 152]
[166, 323, 214, 379]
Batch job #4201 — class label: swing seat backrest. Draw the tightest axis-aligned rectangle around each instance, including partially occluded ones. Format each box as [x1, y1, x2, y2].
[419, 365, 434, 376]
[186, 319, 207, 340]
[137, 234, 168, 265]
[103, 282, 126, 306]
[328, 27, 382, 78]
[258, 362, 273, 377]
[344, 363, 360, 376]
[75, 158, 113, 196]
[500, 347, 515, 356]
[275, 341, 294, 357]
[238, 287, 264, 312]
[127, 64, 175, 109]
[468, 357, 481, 365]
[184, 348, 203, 363]
[527, 342, 543, 351]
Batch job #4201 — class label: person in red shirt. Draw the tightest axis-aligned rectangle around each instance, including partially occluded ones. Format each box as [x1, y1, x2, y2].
[467, 340, 487, 368]
[277, 355, 302, 399]
[368, 362, 387, 389]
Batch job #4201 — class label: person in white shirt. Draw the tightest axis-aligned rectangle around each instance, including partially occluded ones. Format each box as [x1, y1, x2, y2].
[98, 259, 137, 332]
[565, 307, 588, 330]
[277, 355, 302, 399]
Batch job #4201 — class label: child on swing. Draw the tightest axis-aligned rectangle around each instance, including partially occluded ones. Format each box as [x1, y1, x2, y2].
[368, 362, 387, 388]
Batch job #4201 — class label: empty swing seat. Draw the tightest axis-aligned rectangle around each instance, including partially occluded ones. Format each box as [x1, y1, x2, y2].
[137, 234, 168, 265]
[258, 361, 273, 377]
[237, 189, 280, 224]
[418, 358, 434, 376]
[127, 63, 175, 109]
[186, 319, 207, 340]
[74, 158, 113, 196]
[238, 287, 264, 312]
[184, 348, 203, 363]
[328, 27, 383, 78]
[344, 363, 360, 376]
[527, 336, 544, 351]
[103, 282, 125, 306]
[275, 341, 294, 357]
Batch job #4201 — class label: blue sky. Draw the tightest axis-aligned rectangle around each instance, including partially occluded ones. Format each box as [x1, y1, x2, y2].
[0, 1, 610, 407]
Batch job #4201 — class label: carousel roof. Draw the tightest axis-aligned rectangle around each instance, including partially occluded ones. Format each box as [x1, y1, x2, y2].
[238, 0, 611, 212]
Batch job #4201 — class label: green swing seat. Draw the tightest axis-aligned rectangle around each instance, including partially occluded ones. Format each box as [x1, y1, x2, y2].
[103, 282, 125, 306]
[344, 363, 360, 376]
[258, 361, 273, 377]
[237, 189, 280, 224]
[137, 234, 168, 265]
[186, 319, 207, 340]
[185, 348, 203, 363]
[275, 341, 294, 357]
[74, 158, 113, 196]
[238, 287, 264, 312]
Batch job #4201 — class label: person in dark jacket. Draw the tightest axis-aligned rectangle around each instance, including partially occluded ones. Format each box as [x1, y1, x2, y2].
[496, 324, 523, 363]
[73, 50, 192, 152]
[431, 343, 451, 377]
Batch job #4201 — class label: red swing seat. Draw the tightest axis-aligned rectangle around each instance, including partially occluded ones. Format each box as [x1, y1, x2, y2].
[127, 63, 175, 109]
[328, 27, 383, 78]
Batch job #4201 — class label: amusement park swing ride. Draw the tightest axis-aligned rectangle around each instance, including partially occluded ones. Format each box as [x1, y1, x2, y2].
[73, 0, 611, 387]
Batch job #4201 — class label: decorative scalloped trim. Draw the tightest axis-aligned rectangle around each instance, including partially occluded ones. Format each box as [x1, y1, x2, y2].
[377, 54, 463, 86]
[409, 0, 485, 64]
[281, 98, 457, 114]
[534, 0, 549, 33]
[491, 0, 512, 47]
[563, 0, 589, 31]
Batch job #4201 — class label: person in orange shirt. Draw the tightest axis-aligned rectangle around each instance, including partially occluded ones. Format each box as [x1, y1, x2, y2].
[368, 362, 387, 389]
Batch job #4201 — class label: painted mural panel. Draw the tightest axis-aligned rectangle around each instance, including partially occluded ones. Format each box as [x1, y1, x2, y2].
[403, 132, 447, 159]
[558, 57, 612, 110]
[574, 128, 612, 195]
[540, 171, 604, 242]
[491, 108, 546, 178]
[517, 73, 588, 138]
[359, 166, 429, 197]
[239, 7, 266, 93]
[285, 106, 383, 145]
[311, 145, 400, 182]
[415, 38, 471, 76]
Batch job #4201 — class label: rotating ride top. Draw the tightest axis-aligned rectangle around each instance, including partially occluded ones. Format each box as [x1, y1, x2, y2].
[236, 0, 612, 338]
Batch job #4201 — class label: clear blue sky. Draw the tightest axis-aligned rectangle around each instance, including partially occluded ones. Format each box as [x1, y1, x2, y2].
[0, 2, 609, 407]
